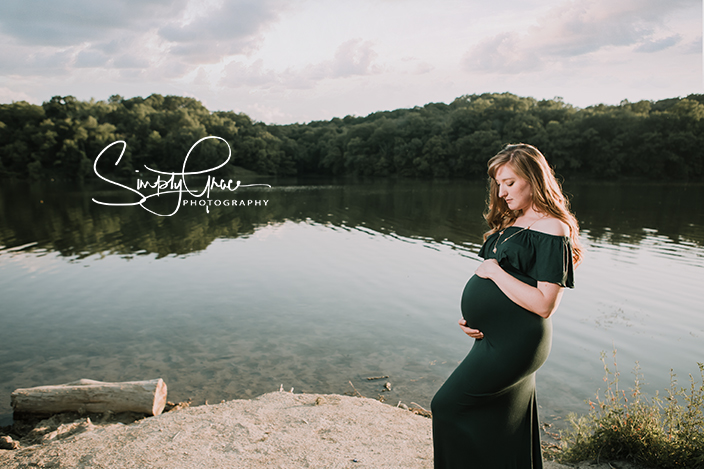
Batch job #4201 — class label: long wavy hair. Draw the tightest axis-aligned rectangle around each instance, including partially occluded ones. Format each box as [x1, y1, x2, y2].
[484, 143, 583, 266]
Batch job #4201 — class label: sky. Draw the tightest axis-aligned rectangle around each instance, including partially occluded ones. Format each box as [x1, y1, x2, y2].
[0, 0, 701, 124]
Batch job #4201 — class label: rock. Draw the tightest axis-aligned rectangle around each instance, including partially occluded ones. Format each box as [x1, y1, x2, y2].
[0, 435, 19, 450]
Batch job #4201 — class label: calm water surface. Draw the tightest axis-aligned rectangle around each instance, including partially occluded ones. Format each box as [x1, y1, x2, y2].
[0, 178, 702, 429]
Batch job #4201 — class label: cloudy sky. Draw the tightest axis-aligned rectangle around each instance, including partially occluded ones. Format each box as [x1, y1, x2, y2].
[0, 0, 701, 124]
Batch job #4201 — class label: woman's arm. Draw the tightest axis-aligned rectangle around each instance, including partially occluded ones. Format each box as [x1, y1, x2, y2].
[474, 259, 564, 318]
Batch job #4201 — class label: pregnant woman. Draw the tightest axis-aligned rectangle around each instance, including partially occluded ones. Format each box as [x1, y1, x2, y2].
[431, 143, 583, 468]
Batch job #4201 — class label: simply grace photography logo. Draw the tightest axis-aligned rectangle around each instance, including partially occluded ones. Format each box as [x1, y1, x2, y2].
[91, 136, 271, 217]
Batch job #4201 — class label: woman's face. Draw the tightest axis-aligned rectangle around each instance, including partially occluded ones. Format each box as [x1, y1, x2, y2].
[495, 164, 533, 213]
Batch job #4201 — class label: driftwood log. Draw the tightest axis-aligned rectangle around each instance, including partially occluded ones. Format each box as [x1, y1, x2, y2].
[11, 379, 167, 416]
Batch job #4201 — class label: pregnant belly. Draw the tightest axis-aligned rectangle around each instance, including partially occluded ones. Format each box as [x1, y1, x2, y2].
[460, 275, 552, 370]
[461, 275, 533, 329]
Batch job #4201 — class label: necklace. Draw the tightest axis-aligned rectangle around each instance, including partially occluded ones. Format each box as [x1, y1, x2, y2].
[492, 217, 544, 253]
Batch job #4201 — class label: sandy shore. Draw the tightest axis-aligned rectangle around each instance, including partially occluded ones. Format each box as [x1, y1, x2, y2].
[0, 391, 645, 469]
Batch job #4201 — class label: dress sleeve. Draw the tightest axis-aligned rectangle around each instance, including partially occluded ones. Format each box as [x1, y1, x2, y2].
[528, 236, 575, 288]
[478, 239, 490, 259]
[478, 232, 499, 259]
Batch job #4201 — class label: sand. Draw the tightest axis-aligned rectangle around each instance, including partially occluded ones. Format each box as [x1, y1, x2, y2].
[0, 391, 646, 469]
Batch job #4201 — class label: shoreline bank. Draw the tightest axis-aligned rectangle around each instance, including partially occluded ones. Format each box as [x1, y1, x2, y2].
[0, 391, 644, 469]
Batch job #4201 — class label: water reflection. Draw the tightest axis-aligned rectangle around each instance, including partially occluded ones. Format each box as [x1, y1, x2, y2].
[569, 181, 704, 247]
[2, 180, 702, 258]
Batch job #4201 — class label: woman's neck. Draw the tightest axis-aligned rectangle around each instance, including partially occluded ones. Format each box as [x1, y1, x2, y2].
[514, 207, 547, 226]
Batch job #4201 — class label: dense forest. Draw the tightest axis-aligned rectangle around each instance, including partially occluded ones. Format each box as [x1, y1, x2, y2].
[0, 92, 702, 181]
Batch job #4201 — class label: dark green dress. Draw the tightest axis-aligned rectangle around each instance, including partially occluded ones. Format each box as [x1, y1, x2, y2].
[431, 227, 574, 469]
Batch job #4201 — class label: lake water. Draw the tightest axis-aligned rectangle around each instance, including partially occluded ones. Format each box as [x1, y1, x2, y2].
[0, 178, 702, 430]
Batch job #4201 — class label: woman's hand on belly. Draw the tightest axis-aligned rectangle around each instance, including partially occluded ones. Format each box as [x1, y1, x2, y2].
[474, 258, 503, 280]
[459, 318, 484, 340]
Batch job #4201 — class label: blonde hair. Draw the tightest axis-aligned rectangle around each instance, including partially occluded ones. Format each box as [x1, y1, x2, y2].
[484, 143, 583, 266]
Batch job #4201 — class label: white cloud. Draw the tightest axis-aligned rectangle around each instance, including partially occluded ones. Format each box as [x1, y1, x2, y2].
[327, 39, 379, 78]
[634, 35, 682, 53]
[681, 37, 703, 54]
[158, 0, 285, 63]
[75, 50, 111, 68]
[462, 0, 700, 73]
[0, 87, 35, 103]
[219, 38, 381, 90]
[0, 45, 75, 76]
[220, 59, 282, 88]
[247, 102, 289, 123]
[463, 32, 542, 73]
[0, 0, 285, 79]
[113, 54, 153, 69]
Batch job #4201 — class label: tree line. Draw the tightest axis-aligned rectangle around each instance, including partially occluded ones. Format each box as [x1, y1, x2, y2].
[1, 92, 702, 181]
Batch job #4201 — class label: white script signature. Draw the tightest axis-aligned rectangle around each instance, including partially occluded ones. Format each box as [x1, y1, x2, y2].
[92, 136, 271, 216]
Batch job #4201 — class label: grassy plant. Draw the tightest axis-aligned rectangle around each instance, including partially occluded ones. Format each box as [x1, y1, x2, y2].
[557, 349, 704, 468]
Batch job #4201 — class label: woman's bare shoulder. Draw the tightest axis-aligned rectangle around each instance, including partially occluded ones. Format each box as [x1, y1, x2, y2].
[532, 217, 570, 236]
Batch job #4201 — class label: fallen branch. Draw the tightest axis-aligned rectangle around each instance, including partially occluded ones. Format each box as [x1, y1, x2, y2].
[348, 381, 363, 398]
[11, 379, 168, 416]
[366, 375, 389, 381]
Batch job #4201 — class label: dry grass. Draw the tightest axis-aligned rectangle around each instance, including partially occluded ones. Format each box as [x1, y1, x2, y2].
[556, 350, 704, 468]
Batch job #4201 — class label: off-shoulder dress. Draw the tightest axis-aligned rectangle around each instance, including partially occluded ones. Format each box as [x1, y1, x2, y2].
[431, 227, 574, 469]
